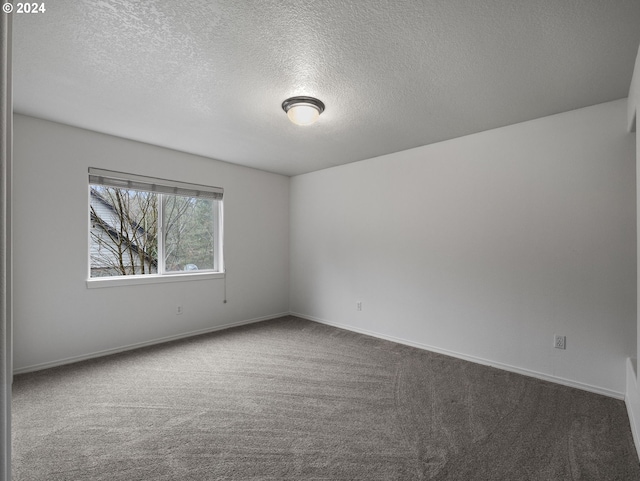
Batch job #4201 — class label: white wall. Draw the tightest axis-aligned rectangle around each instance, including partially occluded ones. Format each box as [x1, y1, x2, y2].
[291, 99, 635, 398]
[12, 114, 290, 372]
[626, 44, 640, 460]
[633, 45, 640, 369]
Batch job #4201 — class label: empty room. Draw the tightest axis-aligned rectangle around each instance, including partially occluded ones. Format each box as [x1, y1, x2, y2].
[3, 1, 640, 479]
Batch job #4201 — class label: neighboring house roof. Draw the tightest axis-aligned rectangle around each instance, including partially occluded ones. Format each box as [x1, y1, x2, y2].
[90, 188, 157, 270]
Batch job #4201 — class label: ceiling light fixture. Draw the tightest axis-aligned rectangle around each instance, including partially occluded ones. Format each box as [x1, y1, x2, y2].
[282, 96, 325, 126]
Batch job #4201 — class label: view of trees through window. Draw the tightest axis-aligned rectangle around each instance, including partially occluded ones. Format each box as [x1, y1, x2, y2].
[164, 195, 216, 272]
[90, 186, 217, 277]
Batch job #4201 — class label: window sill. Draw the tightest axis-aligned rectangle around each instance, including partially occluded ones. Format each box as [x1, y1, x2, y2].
[86, 271, 225, 289]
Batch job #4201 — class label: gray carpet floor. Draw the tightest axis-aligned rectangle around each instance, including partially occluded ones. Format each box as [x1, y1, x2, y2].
[11, 316, 640, 480]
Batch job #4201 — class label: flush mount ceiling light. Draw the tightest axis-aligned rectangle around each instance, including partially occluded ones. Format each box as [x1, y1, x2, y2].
[282, 96, 325, 126]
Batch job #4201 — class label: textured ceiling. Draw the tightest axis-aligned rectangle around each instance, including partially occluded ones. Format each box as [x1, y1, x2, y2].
[12, 0, 640, 176]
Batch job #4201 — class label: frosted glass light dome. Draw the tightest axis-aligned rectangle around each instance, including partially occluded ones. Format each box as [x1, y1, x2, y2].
[282, 97, 325, 126]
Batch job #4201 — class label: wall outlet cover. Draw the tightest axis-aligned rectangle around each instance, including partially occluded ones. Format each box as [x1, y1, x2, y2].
[554, 335, 566, 350]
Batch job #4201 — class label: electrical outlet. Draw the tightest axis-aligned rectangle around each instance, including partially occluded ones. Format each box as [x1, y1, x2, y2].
[356, 301, 362, 311]
[176, 305, 183, 315]
[554, 335, 566, 350]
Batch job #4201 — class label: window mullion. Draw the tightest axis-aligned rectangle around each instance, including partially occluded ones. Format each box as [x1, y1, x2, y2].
[158, 194, 164, 275]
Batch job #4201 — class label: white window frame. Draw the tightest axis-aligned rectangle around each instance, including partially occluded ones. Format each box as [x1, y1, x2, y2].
[86, 168, 224, 289]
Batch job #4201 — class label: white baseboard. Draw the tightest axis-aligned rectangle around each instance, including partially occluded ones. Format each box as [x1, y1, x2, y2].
[291, 311, 625, 400]
[13, 312, 290, 375]
[16, 310, 627, 402]
[625, 358, 640, 461]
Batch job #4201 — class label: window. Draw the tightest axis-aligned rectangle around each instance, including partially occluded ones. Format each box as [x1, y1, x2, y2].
[88, 168, 223, 283]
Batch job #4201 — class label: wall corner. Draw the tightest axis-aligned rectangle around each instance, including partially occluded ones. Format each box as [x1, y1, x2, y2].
[626, 358, 640, 462]
[629, 45, 640, 132]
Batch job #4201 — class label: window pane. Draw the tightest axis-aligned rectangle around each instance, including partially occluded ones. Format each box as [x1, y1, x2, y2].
[163, 196, 216, 272]
[90, 186, 159, 277]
